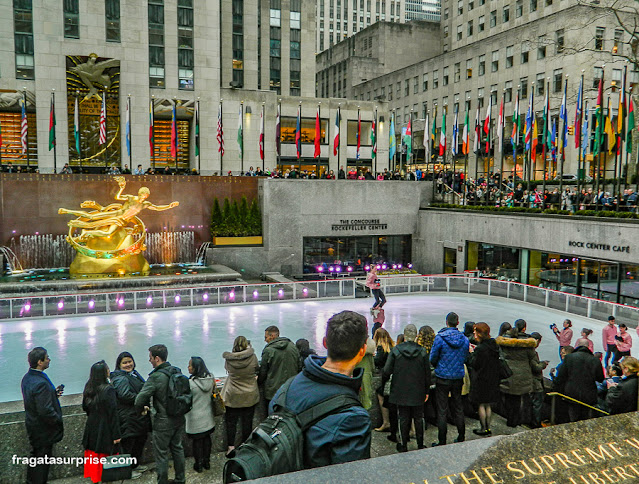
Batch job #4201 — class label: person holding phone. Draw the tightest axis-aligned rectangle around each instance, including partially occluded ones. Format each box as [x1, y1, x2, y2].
[551, 319, 573, 359]
[614, 324, 633, 363]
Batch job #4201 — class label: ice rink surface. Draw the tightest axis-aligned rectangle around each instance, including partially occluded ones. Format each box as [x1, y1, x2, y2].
[0, 293, 618, 403]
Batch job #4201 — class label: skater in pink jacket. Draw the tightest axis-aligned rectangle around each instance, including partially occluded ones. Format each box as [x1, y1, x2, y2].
[366, 265, 386, 310]
[614, 324, 633, 363]
[602, 316, 618, 368]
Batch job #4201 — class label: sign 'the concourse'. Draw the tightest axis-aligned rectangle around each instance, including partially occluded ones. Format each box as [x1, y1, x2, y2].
[331, 218, 388, 231]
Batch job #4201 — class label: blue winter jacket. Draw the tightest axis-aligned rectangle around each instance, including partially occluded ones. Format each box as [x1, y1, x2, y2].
[269, 354, 372, 469]
[430, 327, 470, 380]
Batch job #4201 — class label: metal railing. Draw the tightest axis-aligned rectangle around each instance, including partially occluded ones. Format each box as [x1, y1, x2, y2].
[1, 273, 638, 322]
[548, 392, 609, 425]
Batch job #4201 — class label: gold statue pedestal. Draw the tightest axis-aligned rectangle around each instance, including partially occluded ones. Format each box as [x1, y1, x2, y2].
[69, 227, 150, 276]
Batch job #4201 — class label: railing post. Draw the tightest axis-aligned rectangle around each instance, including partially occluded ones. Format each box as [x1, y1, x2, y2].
[9, 299, 13, 319]
[316, 281, 319, 299]
[293, 283, 297, 300]
[269, 285, 272, 302]
[565, 295, 569, 313]
[105, 293, 110, 313]
[243, 286, 247, 303]
[134, 292, 138, 311]
[507, 283, 510, 299]
[587, 299, 592, 318]
[217, 289, 221, 305]
[190, 288, 194, 306]
[523, 286, 528, 303]
[550, 394, 556, 426]
[488, 280, 491, 296]
[446, 277, 450, 293]
[75, 295, 79, 315]
[545, 290, 549, 307]
[43, 297, 46, 317]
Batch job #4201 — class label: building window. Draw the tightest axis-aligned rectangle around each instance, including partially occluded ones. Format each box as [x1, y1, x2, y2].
[491, 50, 499, 72]
[478, 15, 485, 32]
[595, 27, 605, 50]
[553, 69, 562, 92]
[614, 28, 623, 54]
[396, 81, 401, 98]
[413, 76, 419, 94]
[457, 24, 462, 41]
[290, 0, 301, 96]
[404, 79, 409, 96]
[270, 57, 281, 92]
[506, 45, 513, 68]
[443, 66, 449, 86]
[290, 11, 301, 29]
[505, 80, 513, 103]
[469, 0, 474, 10]
[545, 0, 552, 5]
[454, 62, 461, 82]
[478, 87, 484, 108]
[490, 10, 497, 28]
[388, 84, 393, 100]
[530, 0, 537, 11]
[105, 0, 120, 42]
[179, 0, 194, 90]
[537, 35, 546, 59]
[433, 70, 439, 88]
[63, 0, 79, 39]
[593, 66, 603, 88]
[444, 7, 449, 19]
[270, 8, 281, 26]
[13, 0, 34, 79]
[537, 73, 545, 95]
[478, 55, 485, 76]
[458, 0, 463, 14]
[502, 6, 509, 22]
[555, 29, 564, 54]
[490, 85, 497, 104]
[422, 102, 427, 119]
[520, 77, 528, 97]
[444, 25, 449, 38]
[423, 73, 428, 91]
[516, 0, 523, 17]
[467, 20, 473, 37]
[149, 0, 165, 88]
[612, 68, 622, 88]
[466, 59, 472, 79]
[521, 43, 529, 63]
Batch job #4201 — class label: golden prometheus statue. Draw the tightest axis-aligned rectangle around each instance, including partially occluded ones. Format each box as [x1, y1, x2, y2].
[58, 176, 179, 275]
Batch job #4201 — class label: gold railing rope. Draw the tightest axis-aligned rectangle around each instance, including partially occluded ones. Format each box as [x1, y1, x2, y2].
[547, 392, 609, 416]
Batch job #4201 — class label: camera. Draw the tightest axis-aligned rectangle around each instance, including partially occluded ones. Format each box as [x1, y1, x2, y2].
[615, 335, 623, 341]
[549, 323, 557, 331]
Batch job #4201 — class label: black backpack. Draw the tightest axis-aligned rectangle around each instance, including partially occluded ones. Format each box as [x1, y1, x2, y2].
[158, 367, 192, 417]
[223, 378, 361, 483]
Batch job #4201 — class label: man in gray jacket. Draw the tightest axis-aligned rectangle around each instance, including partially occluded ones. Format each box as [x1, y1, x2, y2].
[135, 344, 186, 484]
[258, 325, 301, 406]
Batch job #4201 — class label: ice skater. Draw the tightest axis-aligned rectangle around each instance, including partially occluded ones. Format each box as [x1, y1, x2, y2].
[366, 264, 386, 311]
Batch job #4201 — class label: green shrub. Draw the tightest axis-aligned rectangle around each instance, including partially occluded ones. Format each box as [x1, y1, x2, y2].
[210, 197, 263, 237]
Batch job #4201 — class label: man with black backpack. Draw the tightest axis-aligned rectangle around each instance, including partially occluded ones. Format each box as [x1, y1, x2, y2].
[135, 344, 192, 484]
[223, 311, 371, 482]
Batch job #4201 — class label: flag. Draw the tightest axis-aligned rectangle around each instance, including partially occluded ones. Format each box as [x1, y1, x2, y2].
[473, 104, 481, 153]
[125, 96, 131, 157]
[462, 108, 469, 155]
[314, 106, 321, 158]
[356, 110, 361, 159]
[451, 107, 458, 156]
[483, 96, 492, 153]
[404, 116, 412, 159]
[593, 78, 604, 156]
[99, 95, 106, 145]
[423, 112, 431, 160]
[627, 98, 635, 153]
[497, 97, 504, 153]
[259, 105, 264, 161]
[525, 93, 533, 151]
[216, 102, 224, 156]
[559, 79, 568, 153]
[574, 77, 583, 149]
[333, 108, 340, 156]
[171, 104, 178, 158]
[276, 103, 281, 156]
[48, 93, 56, 151]
[295, 105, 301, 159]
[550, 118, 557, 162]
[605, 103, 615, 155]
[617, 68, 627, 155]
[431, 106, 438, 153]
[582, 103, 590, 155]
[20, 96, 28, 154]
[237, 105, 243, 158]
[149, 99, 155, 157]
[389, 114, 396, 160]
[531, 115, 539, 160]
[439, 108, 446, 156]
[543, 90, 551, 150]
[194, 100, 200, 158]
[511, 93, 519, 151]
[371, 113, 377, 159]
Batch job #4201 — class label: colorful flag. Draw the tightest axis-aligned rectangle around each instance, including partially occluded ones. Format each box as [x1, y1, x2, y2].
[550, 118, 557, 162]
[451, 107, 458, 156]
[404, 116, 412, 159]
[462, 108, 469, 155]
[356, 110, 361, 159]
[543, 90, 551, 150]
[237, 105, 243, 158]
[559, 79, 568, 153]
[48, 92, 56, 151]
[605, 101, 615, 155]
[125, 96, 131, 157]
[574, 77, 583, 149]
[483, 96, 492, 153]
[439, 108, 446, 156]
[582, 103, 590, 155]
[389, 114, 396, 160]
[149, 99, 154, 157]
[259, 105, 264, 161]
[511, 93, 519, 151]
[314, 106, 321, 158]
[593, 78, 604, 156]
[99, 95, 106, 145]
[371, 113, 377, 159]
[216, 102, 224, 156]
[617, 68, 627, 156]
[423, 112, 431, 160]
[525, 93, 533, 151]
[431, 106, 438, 153]
[295, 104, 301, 159]
[473, 104, 481, 153]
[627, 98, 634, 153]
[194, 100, 200, 158]
[276, 103, 281, 156]
[21, 95, 28, 154]
[171, 104, 178, 158]
[333, 108, 340, 156]
[531, 115, 539, 160]
[497, 97, 504, 153]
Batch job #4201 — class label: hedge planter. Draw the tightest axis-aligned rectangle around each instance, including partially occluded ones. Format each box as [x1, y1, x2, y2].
[212, 236, 263, 246]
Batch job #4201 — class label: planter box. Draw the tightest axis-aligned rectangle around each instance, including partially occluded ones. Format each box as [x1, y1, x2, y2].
[212, 236, 263, 246]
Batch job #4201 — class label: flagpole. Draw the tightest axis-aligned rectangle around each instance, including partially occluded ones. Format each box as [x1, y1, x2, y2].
[576, 73, 585, 206]
[220, 99, 223, 174]
[560, 78, 568, 200]
[197, 98, 201, 174]
[23, 89, 30, 169]
[530, 86, 536, 194]
[128, 95, 132, 169]
[595, 68, 605, 209]
[240, 101, 244, 174]
[298, 101, 302, 173]
[317, 102, 321, 175]
[465, 99, 470, 205]
[104, 91, 108, 172]
[616, 65, 627, 210]
[277, 99, 281, 172]
[261, 102, 265, 171]
[151, 95, 155, 171]
[410, 108, 413, 171]
[51, 90, 57, 173]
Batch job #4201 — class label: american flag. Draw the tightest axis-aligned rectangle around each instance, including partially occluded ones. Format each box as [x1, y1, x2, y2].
[217, 103, 224, 156]
[21, 96, 28, 153]
[99, 95, 106, 145]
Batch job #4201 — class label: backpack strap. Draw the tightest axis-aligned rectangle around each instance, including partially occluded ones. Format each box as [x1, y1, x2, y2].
[295, 393, 361, 431]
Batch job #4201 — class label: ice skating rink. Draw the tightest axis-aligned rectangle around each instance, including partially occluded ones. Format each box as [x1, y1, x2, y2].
[0, 293, 614, 403]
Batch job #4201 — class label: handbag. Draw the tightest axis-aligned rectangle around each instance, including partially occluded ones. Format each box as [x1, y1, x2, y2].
[498, 348, 513, 380]
[101, 444, 132, 482]
[211, 383, 226, 417]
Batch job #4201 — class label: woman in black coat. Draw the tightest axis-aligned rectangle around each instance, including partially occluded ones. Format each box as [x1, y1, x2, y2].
[467, 323, 501, 436]
[110, 352, 151, 477]
[82, 360, 121, 483]
[606, 356, 639, 415]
